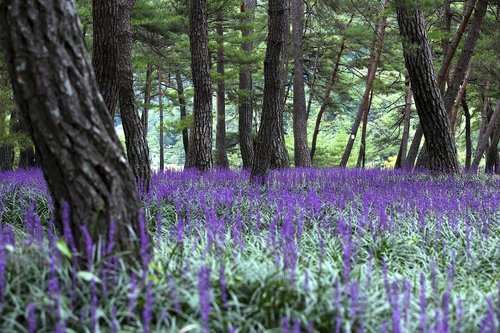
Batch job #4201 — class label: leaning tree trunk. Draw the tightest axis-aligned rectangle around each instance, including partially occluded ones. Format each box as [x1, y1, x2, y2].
[416, 0, 487, 169]
[175, 72, 189, 168]
[186, 0, 213, 171]
[356, 88, 374, 169]
[397, 5, 460, 174]
[462, 92, 472, 170]
[92, 0, 119, 116]
[238, 0, 257, 169]
[472, 101, 500, 170]
[141, 63, 153, 137]
[291, 0, 312, 167]
[0, 0, 143, 262]
[310, 13, 353, 162]
[251, 0, 289, 182]
[395, 84, 413, 169]
[216, 16, 229, 168]
[118, 0, 151, 190]
[405, 0, 475, 169]
[340, 15, 386, 167]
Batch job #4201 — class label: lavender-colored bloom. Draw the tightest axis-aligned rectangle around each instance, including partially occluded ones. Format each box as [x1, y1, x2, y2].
[128, 273, 137, 314]
[81, 226, 93, 269]
[111, 305, 118, 333]
[198, 265, 211, 333]
[90, 279, 98, 333]
[391, 281, 401, 333]
[307, 321, 313, 333]
[442, 291, 450, 333]
[403, 279, 411, 324]
[281, 317, 290, 333]
[456, 298, 463, 333]
[26, 303, 36, 333]
[419, 272, 427, 332]
[143, 282, 153, 333]
[293, 319, 300, 333]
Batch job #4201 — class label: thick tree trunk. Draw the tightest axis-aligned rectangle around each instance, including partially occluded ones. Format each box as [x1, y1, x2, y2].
[340, 16, 386, 167]
[158, 65, 164, 171]
[118, 0, 151, 190]
[395, 84, 413, 168]
[472, 101, 500, 170]
[405, 0, 475, 168]
[216, 17, 229, 168]
[0, 0, 143, 261]
[238, 0, 256, 169]
[397, 5, 460, 174]
[462, 92, 472, 170]
[186, 0, 213, 171]
[291, 0, 312, 167]
[142, 63, 153, 137]
[356, 88, 374, 169]
[92, 0, 119, 116]
[251, 0, 289, 182]
[175, 72, 189, 168]
[310, 32, 348, 162]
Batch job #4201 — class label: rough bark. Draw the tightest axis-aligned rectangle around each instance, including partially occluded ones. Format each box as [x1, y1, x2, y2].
[462, 91, 472, 170]
[92, 0, 119, 116]
[186, 0, 213, 171]
[238, 0, 257, 169]
[291, 0, 312, 167]
[175, 72, 189, 168]
[118, 0, 151, 190]
[340, 16, 386, 168]
[472, 101, 500, 170]
[0, 0, 143, 261]
[397, 5, 460, 174]
[251, 0, 289, 182]
[395, 84, 413, 169]
[141, 63, 153, 136]
[405, 0, 475, 168]
[216, 16, 229, 168]
[158, 65, 164, 171]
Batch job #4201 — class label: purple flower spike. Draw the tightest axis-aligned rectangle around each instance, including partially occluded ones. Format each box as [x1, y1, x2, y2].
[27, 303, 36, 333]
[198, 265, 211, 333]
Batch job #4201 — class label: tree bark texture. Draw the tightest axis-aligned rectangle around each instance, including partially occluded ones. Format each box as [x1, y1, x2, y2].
[187, 0, 213, 171]
[141, 63, 153, 137]
[472, 101, 500, 170]
[175, 72, 189, 168]
[405, 0, 475, 168]
[0, 0, 143, 261]
[397, 5, 460, 174]
[395, 84, 413, 169]
[251, 0, 289, 181]
[340, 16, 386, 168]
[158, 65, 164, 171]
[216, 17, 229, 168]
[356, 88, 374, 169]
[92, 0, 119, 116]
[118, 0, 151, 190]
[291, 0, 312, 167]
[238, 0, 257, 169]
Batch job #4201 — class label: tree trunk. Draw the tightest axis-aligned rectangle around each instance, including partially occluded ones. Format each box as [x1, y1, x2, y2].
[310, 29, 349, 162]
[405, 0, 475, 168]
[472, 101, 500, 170]
[118, 0, 151, 190]
[175, 72, 189, 168]
[251, 0, 289, 182]
[92, 0, 119, 116]
[356, 88, 374, 169]
[485, 101, 500, 173]
[0, 146, 13, 171]
[306, 46, 321, 121]
[397, 5, 460, 174]
[186, 0, 213, 171]
[340, 16, 386, 168]
[449, 64, 472, 131]
[238, 0, 257, 169]
[291, 0, 312, 167]
[462, 91, 472, 170]
[395, 84, 413, 169]
[0, 0, 143, 262]
[0, 107, 14, 171]
[142, 63, 153, 137]
[216, 16, 229, 168]
[158, 65, 164, 171]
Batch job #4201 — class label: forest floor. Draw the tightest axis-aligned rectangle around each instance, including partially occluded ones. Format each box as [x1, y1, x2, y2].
[0, 168, 499, 332]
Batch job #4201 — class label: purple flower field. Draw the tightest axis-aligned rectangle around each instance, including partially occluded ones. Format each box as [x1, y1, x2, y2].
[0, 168, 499, 332]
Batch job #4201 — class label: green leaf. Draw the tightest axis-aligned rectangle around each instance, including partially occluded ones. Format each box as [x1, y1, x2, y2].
[56, 240, 72, 259]
[77, 271, 101, 284]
